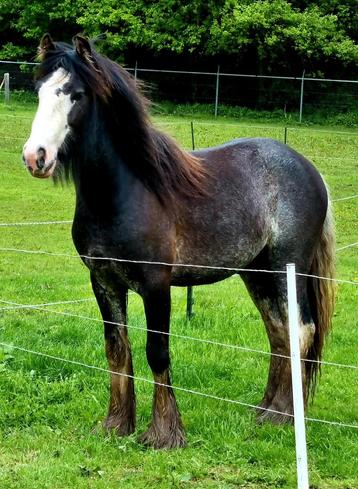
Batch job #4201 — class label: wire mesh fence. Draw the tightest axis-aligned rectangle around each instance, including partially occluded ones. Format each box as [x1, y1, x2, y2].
[1, 61, 357, 120]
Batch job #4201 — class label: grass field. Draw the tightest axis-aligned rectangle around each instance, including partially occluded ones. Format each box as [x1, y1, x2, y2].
[0, 99, 357, 489]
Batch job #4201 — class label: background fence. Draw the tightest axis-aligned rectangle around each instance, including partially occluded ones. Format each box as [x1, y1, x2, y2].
[1, 61, 358, 121]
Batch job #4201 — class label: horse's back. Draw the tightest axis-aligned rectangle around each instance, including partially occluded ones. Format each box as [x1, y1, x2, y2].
[194, 137, 328, 230]
[195, 137, 326, 197]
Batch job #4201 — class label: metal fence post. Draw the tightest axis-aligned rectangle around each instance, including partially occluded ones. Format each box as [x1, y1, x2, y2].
[214, 65, 220, 117]
[4, 73, 10, 104]
[134, 61, 138, 83]
[190, 120, 195, 150]
[186, 285, 194, 320]
[186, 121, 196, 320]
[299, 70, 305, 123]
[286, 263, 309, 489]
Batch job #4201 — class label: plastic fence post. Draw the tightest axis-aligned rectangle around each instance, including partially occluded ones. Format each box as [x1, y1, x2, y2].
[286, 263, 309, 489]
[186, 121, 196, 320]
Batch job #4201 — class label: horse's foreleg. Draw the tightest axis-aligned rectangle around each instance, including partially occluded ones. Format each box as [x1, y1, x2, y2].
[139, 282, 186, 449]
[91, 275, 135, 436]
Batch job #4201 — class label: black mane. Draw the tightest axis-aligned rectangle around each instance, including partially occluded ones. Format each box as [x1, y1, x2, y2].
[36, 40, 209, 204]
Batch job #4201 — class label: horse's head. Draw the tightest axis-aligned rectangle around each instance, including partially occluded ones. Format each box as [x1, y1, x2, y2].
[22, 35, 205, 204]
[23, 34, 95, 178]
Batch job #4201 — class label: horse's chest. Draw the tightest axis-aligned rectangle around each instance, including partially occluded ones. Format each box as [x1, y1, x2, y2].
[71, 218, 174, 292]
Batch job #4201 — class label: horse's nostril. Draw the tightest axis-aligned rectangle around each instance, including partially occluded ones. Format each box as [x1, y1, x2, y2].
[36, 147, 46, 170]
[36, 158, 45, 170]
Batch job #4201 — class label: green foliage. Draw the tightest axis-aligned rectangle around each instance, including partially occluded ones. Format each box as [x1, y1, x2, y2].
[0, 43, 28, 60]
[291, 0, 358, 38]
[0, 0, 83, 59]
[0, 0, 356, 78]
[208, 1, 357, 69]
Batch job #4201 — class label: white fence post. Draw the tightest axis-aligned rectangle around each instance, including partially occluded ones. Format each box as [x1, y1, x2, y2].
[286, 263, 309, 489]
[4, 73, 10, 103]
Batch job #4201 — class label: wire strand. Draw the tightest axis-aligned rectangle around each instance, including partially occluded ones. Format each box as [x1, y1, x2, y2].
[1, 113, 358, 136]
[0, 190, 355, 228]
[0, 220, 72, 227]
[0, 340, 287, 416]
[0, 247, 356, 286]
[0, 297, 94, 311]
[0, 340, 356, 429]
[333, 194, 358, 202]
[151, 120, 358, 136]
[337, 241, 358, 251]
[1, 298, 357, 370]
[2, 133, 356, 164]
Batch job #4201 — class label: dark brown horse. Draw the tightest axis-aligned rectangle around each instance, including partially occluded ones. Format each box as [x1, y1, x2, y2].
[23, 34, 336, 449]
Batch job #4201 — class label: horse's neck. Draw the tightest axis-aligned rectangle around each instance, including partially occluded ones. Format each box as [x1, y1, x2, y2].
[73, 148, 138, 219]
[72, 114, 156, 220]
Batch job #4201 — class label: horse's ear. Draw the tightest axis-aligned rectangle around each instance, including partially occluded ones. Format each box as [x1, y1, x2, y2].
[38, 33, 55, 60]
[73, 35, 92, 61]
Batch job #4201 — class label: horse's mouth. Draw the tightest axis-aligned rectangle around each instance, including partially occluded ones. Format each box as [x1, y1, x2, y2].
[28, 159, 57, 179]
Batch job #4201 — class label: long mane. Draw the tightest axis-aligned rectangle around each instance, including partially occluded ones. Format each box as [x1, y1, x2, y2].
[36, 40, 210, 204]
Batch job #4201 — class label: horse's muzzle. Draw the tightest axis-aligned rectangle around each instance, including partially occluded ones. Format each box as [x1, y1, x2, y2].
[23, 146, 57, 178]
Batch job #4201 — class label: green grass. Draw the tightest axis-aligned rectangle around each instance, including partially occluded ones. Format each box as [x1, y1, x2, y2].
[0, 100, 357, 488]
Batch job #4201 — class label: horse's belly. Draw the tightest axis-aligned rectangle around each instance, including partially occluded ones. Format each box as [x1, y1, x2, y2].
[170, 228, 269, 286]
[170, 268, 235, 286]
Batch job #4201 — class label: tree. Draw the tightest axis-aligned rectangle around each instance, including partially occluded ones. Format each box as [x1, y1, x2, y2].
[208, 1, 357, 74]
[0, 0, 356, 78]
[0, 0, 82, 59]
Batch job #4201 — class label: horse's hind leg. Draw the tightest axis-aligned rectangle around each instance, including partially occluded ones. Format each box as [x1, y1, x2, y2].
[91, 275, 136, 436]
[241, 270, 315, 424]
[139, 276, 186, 449]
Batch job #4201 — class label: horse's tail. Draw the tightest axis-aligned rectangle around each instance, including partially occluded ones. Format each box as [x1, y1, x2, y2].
[306, 197, 336, 397]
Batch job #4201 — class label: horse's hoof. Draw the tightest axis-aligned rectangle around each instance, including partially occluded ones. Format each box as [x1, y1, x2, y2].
[139, 425, 187, 449]
[256, 401, 294, 425]
[103, 415, 135, 436]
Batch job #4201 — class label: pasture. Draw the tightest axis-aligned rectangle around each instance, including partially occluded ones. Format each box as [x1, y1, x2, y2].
[0, 100, 357, 488]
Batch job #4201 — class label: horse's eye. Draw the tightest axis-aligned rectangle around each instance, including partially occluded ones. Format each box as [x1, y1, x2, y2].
[72, 91, 84, 102]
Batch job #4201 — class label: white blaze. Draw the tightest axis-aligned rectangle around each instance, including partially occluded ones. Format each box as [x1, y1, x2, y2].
[24, 68, 74, 164]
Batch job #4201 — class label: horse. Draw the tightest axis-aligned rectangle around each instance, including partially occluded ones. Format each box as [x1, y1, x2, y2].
[22, 34, 336, 449]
